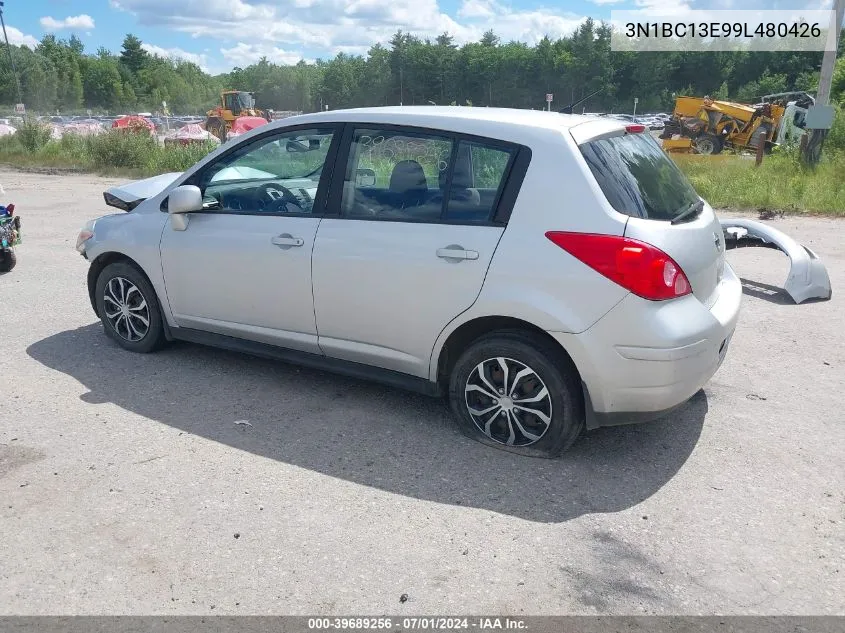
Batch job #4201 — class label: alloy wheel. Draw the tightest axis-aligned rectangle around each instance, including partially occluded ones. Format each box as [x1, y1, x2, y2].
[464, 357, 553, 446]
[103, 277, 150, 342]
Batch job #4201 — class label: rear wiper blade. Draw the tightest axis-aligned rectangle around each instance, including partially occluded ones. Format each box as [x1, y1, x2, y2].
[671, 199, 704, 225]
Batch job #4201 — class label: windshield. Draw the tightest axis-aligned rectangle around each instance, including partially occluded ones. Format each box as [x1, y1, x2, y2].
[208, 134, 332, 184]
[579, 133, 699, 221]
[224, 92, 255, 114]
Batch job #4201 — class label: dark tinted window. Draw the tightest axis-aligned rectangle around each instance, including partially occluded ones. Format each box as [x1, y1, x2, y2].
[442, 141, 513, 224]
[580, 133, 699, 220]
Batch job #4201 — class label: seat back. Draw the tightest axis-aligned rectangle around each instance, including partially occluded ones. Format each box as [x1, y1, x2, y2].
[439, 150, 481, 206]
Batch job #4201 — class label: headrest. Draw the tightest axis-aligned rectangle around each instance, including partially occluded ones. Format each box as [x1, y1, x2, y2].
[389, 160, 427, 193]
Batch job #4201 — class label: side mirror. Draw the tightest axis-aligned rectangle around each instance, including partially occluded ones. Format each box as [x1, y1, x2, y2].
[168, 185, 202, 231]
[169, 185, 203, 214]
[355, 168, 376, 188]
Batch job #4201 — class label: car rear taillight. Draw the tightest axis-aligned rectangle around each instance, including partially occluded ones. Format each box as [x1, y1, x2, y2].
[625, 124, 646, 133]
[545, 232, 692, 301]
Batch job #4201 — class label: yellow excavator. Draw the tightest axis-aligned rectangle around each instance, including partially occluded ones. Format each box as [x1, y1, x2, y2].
[660, 92, 812, 154]
[204, 91, 268, 141]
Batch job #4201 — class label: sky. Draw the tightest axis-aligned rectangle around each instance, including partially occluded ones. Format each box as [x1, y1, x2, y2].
[1, 0, 836, 75]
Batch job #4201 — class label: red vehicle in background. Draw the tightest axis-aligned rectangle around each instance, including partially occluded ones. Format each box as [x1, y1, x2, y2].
[226, 116, 268, 141]
[112, 115, 155, 135]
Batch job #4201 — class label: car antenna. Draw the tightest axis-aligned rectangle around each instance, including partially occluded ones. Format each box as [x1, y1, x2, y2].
[559, 88, 603, 114]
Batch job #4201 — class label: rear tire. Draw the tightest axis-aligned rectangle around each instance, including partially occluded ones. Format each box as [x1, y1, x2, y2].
[448, 330, 584, 458]
[0, 248, 16, 272]
[95, 262, 165, 353]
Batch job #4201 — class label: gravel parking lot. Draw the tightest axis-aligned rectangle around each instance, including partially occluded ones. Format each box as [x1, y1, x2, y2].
[1, 168, 843, 615]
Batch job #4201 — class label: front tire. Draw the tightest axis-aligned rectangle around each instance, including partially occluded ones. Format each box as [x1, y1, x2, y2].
[694, 134, 723, 155]
[95, 262, 165, 353]
[205, 116, 227, 142]
[448, 331, 584, 458]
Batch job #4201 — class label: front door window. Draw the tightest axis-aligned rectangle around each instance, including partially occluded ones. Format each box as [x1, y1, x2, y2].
[198, 128, 336, 215]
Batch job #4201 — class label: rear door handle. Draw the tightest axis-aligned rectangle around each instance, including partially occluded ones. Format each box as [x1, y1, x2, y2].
[271, 234, 304, 248]
[437, 246, 479, 261]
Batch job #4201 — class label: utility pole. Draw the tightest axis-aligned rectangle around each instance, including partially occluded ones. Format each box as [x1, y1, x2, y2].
[818, 0, 845, 106]
[0, 1, 24, 110]
[801, 0, 845, 165]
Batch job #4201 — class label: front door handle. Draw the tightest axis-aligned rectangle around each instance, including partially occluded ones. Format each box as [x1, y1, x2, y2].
[437, 245, 479, 261]
[271, 234, 304, 248]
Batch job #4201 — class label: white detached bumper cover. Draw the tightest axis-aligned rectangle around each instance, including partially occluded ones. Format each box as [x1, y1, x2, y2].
[721, 218, 832, 304]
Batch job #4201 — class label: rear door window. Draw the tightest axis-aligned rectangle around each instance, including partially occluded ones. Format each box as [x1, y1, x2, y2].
[341, 128, 452, 222]
[338, 127, 518, 225]
[579, 133, 699, 221]
[442, 141, 514, 224]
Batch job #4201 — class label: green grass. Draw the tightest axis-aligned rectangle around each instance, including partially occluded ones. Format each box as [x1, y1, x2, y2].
[0, 126, 216, 178]
[672, 150, 845, 215]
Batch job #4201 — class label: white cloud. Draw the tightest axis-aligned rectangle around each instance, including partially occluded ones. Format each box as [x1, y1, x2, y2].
[458, 0, 498, 18]
[110, 0, 587, 65]
[39, 14, 96, 30]
[455, 0, 587, 43]
[141, 43, 210, 70]
[220, 43, 305, 67]
[590, 0, 625, 5]
[632, 0, 693, 11]
[110, 0, 272, 23]
[5, 25, 38, 48]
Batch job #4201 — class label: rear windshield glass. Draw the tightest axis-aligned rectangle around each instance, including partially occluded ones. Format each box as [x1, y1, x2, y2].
[579, 133, 699, 220]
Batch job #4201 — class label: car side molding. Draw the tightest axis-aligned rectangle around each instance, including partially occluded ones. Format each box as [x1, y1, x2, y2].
[720, 218, 832, 304]
[171, 326, 443, 398]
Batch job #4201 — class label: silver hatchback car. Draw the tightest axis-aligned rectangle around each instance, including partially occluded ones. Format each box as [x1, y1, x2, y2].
[77, 107, 741, 457]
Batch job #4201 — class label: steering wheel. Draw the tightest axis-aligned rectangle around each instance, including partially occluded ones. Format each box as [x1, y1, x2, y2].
[256, 183, 303, 212]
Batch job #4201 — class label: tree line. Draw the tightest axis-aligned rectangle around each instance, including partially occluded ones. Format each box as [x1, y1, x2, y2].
[2, 24, 844, 116]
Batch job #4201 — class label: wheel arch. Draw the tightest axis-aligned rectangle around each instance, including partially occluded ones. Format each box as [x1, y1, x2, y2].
[87, 252, 158, 319]
[433, 315, 582, 390]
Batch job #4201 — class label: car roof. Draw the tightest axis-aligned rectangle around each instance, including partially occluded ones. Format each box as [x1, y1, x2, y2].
[265, 106, 613, 142]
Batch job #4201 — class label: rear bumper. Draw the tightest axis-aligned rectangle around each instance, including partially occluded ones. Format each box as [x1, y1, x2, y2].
[551, 263, 742, 429]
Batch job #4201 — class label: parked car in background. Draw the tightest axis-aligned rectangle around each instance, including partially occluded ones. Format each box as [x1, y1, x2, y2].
[111, 115, 155, 135]
[608, 113, 639, 122]
[164, 123, 220, 147]
[639, 116, 666, 130]
[76, 107, 740, 457]
[606, 113, 664, 131]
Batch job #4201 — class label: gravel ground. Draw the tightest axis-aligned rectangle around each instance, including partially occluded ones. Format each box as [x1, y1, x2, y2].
[0, 169, 843, 615]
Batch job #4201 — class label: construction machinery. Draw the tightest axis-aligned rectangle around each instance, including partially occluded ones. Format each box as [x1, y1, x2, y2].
[204, 91, 268, 141]
[660, 92, 812, 154]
